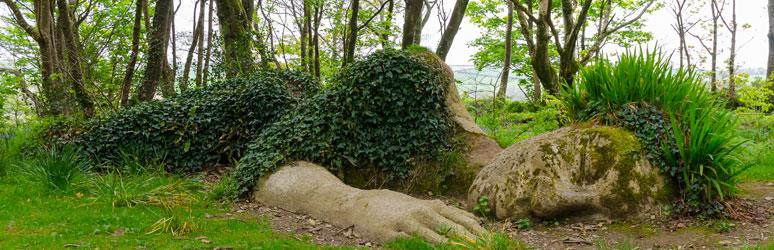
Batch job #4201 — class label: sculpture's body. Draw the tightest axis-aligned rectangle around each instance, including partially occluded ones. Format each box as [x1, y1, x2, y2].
[71, 49, 667, 244]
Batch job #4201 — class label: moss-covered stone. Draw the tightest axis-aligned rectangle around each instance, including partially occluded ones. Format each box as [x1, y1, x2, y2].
[468, 126, 670, 220]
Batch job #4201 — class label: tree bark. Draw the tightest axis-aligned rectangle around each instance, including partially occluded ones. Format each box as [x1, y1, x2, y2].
[120, 0, 144, 106]
[497, 0, 513, 98]
[203, 0, 215, 84]
[57, 0, 95, 117]
[195, 0, 207, 87]
[435, 0, 469, 61]
[533, 0, 558, 95]
[138, 0, 173, 101]
[401, 0, 423, 49]
[711, 0, 719, 92]
[215, 0, 255, 77]
[343, 0, 360, 66]
[182, 0, 206, 91]
[726, 0, 737, 101]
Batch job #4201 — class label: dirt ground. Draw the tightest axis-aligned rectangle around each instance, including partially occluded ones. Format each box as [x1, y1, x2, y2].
[205, 165, 773, 250]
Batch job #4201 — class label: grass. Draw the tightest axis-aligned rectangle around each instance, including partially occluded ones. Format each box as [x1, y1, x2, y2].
[737, 113, 774, 181]
[0, 176, 343, 249]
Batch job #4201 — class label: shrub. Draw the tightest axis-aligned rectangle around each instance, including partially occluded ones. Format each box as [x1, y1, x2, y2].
[73, 70, 318, 172]
[562, 49, 747, 214]
[18, 145, 92, 192]
[233, 49, 455, 195]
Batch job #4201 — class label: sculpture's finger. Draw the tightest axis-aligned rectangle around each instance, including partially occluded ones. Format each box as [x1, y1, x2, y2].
[406, 221, 449, 244]
[429, 202, 487, 236]
[385, 231, 411, 242]
[424, 209, 478, 240]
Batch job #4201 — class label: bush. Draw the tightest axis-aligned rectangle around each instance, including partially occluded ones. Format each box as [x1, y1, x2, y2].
[71, 70, 318, 172]
[562, 49, 747, 214]
[18, 145, 92, 192]
[233, 49, 455, 195]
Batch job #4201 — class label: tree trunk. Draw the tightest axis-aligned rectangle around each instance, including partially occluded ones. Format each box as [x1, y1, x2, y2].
[727, 0, 737, 101]
[216, 0, 255, 77]
[195, 1, 207, 87]
[120, 0, 144, 106]
[138, 0, 173, 101]
[160, 3, 177, 98]
[401, 0, 423, 49]
[57, 0, 95, 117]
[312, 2, 323, 77]
[182, 0, 206, 91]
[533, 0, 558, 95]
[435, 0, 469, 61]
[497, 0, 513, 98]
[710, 0, 718, 92]
[203, 0, 214, 84]
[343, 0, 359, 66]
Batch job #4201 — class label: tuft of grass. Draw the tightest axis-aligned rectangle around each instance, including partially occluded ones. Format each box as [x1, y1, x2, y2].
[146, 208, 197, 237]
[17, 145, 92, 193]
[0, 127, 35, 180]
[89, 173, 201, 208]
[208, 176, 239, 202]
[562, 48, 748, 205]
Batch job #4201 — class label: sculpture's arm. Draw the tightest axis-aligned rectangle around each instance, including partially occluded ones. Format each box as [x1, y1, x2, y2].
[253, 161, 486, 243]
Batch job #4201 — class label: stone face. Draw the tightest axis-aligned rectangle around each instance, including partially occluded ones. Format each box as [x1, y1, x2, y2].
[468, 125, 667, 220]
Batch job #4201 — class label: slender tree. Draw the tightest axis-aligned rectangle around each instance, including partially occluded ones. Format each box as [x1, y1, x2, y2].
[138, 0, 174, 101]
[120, 0, 145, 106]
[435, 0, 469, 61]
[497, 0, 514, 97]
[203, 0, 215, 84]
[343, 0, 360, 65]
[182, 0, 206, 91]
[56, 0, 95, 117]
[719, 0, 737, 100]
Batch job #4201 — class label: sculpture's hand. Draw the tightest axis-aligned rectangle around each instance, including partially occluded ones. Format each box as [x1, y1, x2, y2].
[347, 189, 486, 243]
[253, 161, 486, 244]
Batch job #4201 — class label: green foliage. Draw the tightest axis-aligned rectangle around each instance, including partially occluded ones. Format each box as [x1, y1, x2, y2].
[17, 145, 92, 192]
[513, 218, 530, 230]
[63, 71, 318, 172]
[714, 220, 735, 233]
[735, 75, 774, 113]
[473, 196, 491, 217]
[208, 176, 239, 202]
[735, 113, 774, 181]
[562, 49, 747, 215]
[233, 50, 454, 195]
[464, 96, 561, 147]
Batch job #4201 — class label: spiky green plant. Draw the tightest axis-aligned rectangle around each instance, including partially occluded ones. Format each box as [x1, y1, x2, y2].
[17, 145, 92, 192]
[562, 49, 748, 211]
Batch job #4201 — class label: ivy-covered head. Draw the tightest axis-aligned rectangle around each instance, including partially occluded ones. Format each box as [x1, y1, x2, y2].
[78, 70, 319, 172]
[234, 49, 456, 195]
